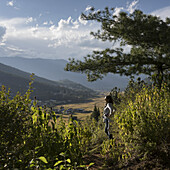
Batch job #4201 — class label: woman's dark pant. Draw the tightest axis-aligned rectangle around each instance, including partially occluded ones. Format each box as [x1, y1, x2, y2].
[104, 118, 112, 139]
[104, 118, 110, 136]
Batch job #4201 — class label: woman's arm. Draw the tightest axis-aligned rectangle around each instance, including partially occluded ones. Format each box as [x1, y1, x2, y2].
[107, 103, 113, 117]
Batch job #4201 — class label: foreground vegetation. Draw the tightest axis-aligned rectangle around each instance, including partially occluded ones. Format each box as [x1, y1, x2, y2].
[0, 76, 169, 169]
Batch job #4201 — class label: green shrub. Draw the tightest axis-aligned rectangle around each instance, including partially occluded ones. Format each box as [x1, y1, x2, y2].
[1, 74, 169, 169]
[116, 83, 170, 161]
[0, 76, 94, 169]
[0, 81, 33, 169]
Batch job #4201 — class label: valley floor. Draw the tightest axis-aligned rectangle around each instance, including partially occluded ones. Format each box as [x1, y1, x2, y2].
[54, 92, 108, 121]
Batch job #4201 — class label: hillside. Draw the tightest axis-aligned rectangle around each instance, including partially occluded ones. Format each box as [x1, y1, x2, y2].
[0, 63, 97, 104]
[1, 80, 169, 169]
[0, 57, 129, 91]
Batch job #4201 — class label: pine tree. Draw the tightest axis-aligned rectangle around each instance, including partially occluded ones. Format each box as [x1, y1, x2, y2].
[65, 9, 170, 88]
[91, 105, 100, 122]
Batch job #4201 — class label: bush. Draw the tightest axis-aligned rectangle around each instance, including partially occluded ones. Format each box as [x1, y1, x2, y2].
[1, 74, 169, 169]
[116, 83, 170, 162]
[0, 82, 33, 169]
[0, 76, 94, 169]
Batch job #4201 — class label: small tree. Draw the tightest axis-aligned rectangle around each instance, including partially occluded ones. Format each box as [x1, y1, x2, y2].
[65, 8, 170, 88]
[91, 105, 100, 122]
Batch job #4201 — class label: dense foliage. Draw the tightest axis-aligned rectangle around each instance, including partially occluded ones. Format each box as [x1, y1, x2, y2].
[65, 9, 170, 87]
[0, 75, 169, 169]
[118, 84, 169, 160]
[0, 77, 94, 169]
[100, 81, 170, 169]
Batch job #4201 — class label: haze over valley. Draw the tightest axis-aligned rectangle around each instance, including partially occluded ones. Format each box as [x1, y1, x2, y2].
[0, 57, 129, 91]
[0, 62, 97, 105]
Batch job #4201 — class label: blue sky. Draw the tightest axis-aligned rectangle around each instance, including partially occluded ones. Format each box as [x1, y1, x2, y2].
[0, 0, 170, 60]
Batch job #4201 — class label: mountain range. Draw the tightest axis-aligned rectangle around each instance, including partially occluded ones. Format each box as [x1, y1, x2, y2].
[0, 62, 97, 104]
[0, 57, 129, 91]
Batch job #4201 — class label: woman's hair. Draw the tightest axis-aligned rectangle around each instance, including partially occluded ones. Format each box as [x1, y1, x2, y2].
[105, 95, 113, 104]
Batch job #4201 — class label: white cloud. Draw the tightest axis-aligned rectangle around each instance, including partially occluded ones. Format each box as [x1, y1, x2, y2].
[49, 21, 53, 25]
[151, 6, 170, 20]
[26, 17, 34, 24]
[85, 5, 93, 12]
[78, 16, 88, 25]
[127, 0, 139, 14]
[0, 17, 28, 28]
[43, 21, 48, 25]
[7, 46, 24, 51]
[7, 0, 14, 7]
[6, 0, 19, 10]
[0, 26, 6, 42]
[43, 20, 53, 25]
[113, 7, 124, 16]
[0, 3, 169, 60]
[0, 15, 109, 59]
[112, 0, 139, 17]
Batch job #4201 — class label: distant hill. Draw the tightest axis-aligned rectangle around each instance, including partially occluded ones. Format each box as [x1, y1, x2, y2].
[0, 57, 129, 91]
[0, 63, 97, 104]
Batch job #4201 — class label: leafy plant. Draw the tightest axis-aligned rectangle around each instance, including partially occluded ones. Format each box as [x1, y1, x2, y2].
[0, 73, 169, 169]
[0, 74, 95, 169]
[116, 83, 170, 162]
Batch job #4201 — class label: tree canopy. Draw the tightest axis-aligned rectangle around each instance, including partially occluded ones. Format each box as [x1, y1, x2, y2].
[65, 8, 170, 87]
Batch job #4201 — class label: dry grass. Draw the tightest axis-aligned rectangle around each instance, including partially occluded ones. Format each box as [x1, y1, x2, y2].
[54, 92, 108, 121]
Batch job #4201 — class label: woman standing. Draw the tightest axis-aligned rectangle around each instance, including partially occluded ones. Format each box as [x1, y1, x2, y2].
[103, 95, 115, 139]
